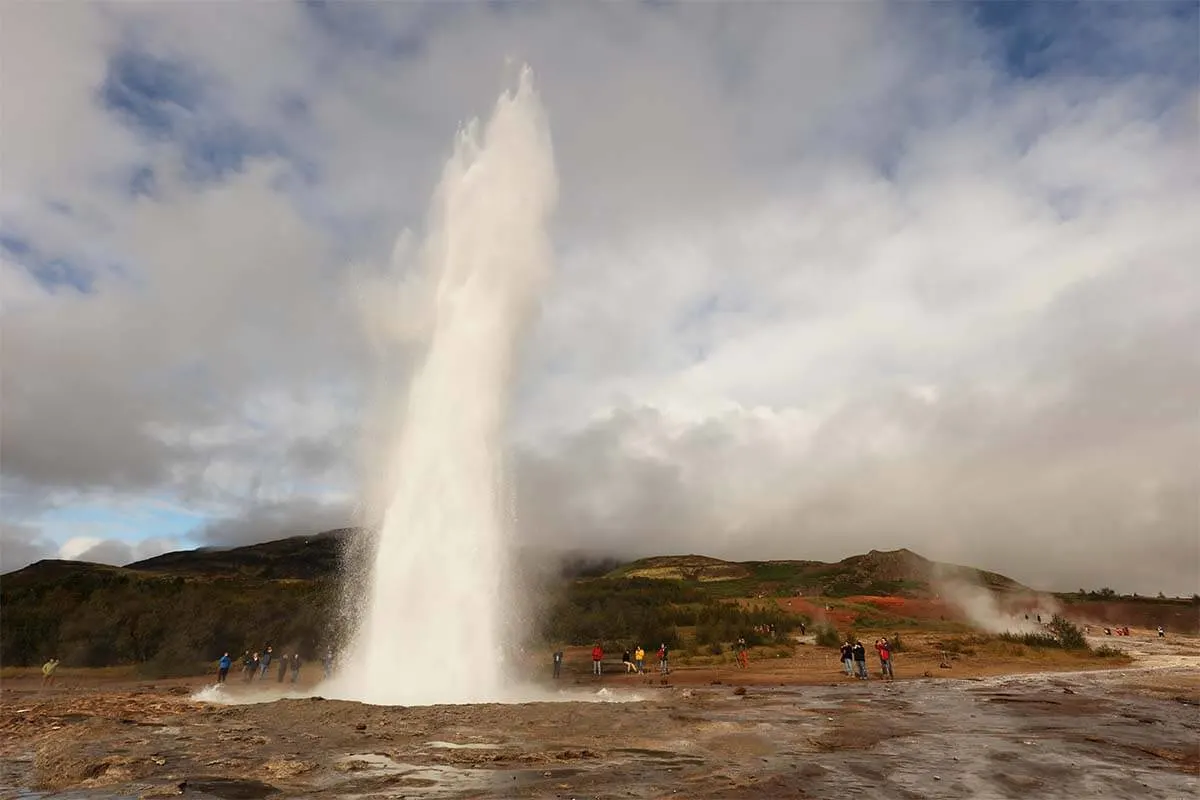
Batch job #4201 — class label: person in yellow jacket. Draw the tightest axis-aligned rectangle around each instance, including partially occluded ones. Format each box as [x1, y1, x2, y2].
[634, 646, 645, 674]
[41, 658, 59, 687]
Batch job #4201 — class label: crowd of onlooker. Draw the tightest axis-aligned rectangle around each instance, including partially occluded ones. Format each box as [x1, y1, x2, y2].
[215, 645, 335, 685]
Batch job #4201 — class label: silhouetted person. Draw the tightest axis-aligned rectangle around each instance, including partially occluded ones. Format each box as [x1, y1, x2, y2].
[290, 653, 302, 683]
[277, 654, 288, 683]
[260, 646, 273, 679]
[552, 650, 563, 679]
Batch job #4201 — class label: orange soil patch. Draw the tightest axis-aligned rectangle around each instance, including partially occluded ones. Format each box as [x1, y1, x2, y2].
[773, 597, 856, 626]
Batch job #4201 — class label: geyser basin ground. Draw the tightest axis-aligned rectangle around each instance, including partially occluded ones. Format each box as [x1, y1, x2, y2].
[2, 636, 1197, 799]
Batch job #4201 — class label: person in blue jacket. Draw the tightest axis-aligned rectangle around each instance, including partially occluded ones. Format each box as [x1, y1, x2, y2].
[217, 652, 232, 683]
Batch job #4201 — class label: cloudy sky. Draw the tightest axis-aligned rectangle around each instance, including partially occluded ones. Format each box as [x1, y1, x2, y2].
[1, 2, 1197, 595]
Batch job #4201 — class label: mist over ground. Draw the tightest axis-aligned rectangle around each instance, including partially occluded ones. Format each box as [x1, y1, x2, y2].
[1, 3, 1197, 595]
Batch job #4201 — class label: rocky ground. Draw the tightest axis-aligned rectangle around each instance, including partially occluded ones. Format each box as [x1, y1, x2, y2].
[1, 634, 1197, 799]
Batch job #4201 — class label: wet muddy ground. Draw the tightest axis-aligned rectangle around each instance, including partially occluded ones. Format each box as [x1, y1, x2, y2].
[2, 637, 1197, 799]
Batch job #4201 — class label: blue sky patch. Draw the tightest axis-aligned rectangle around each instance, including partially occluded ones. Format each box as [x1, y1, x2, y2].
[972, 0, 1199, 81]
[1, 233, 95, 293]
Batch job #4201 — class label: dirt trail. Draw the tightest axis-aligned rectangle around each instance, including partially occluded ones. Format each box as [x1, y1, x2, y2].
[2, 635, 1197, 799]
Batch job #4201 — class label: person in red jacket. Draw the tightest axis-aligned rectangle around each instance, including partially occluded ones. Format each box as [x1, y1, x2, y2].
[591, 643, 603, 676]
[875, 638, 894, 680]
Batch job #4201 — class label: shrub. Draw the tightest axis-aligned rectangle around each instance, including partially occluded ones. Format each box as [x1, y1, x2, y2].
[998, 632, 1061, 649]
[1048, 615, 1087, 650]
[814, 625, 841, 648]
[1093, 644, 1124, 658]
[707, 642, 724, 656]
[888, 632, 906, 652]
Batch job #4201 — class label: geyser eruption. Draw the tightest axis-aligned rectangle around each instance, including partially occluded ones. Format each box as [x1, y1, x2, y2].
[332, 68, 557, 706]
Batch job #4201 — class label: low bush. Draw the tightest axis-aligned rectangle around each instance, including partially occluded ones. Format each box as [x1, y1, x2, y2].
[998, 632, 1062, 649]
[1048, 615, 1087, 650]
[1092, 644, 1124, 658]
[814, 625, 841, 648]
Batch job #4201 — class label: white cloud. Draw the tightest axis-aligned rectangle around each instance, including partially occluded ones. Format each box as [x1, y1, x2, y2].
[58, 537, 104, 562]
[0, 3, 1196, 594]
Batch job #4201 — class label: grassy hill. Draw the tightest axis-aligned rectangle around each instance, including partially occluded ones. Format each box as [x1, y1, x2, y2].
[126, 528, 355, 580]
[609, 548, 1028, 598]
[3, 533, 1193, 672]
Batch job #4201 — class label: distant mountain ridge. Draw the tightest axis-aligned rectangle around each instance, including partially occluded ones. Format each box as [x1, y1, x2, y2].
[609, 548, 1030, 597]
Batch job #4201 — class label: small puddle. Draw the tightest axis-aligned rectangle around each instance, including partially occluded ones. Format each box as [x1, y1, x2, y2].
[183, 777, 280, 799]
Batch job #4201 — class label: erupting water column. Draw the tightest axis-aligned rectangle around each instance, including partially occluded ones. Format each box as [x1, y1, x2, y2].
[332, 68, 557, 706]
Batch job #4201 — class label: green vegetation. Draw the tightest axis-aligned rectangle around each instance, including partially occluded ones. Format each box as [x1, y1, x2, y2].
[997, 632, 1062, 649]
[1047, 614, 1087, 650]
[814, 625, 841, 648]
[541, 576, 803, 651]
[1, 564, 337, 669]
[995, 616, 1086, 651]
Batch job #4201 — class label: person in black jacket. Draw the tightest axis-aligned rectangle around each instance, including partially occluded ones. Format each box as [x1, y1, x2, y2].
[852, 641, 868, 680]
[840, 642, 854, 676]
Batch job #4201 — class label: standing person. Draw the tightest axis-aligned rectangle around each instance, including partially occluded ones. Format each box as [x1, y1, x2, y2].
[290, 653, 302, 683]
[659, 643, 670, 675]
[242, 652, 254, 680]
[41, 658, 59, 687]
[277, 653, 288, 683]
[260, 646, 273, 679]
[622, 649, 635, 673]
[591, 644, 603, 676]
[323, 648, 334, 678]
[876, 638, 894, 680]
[840, 641, 854, 676]
[217, 652, 232, 684]
[736, 638, 749, 669]
[1157, 626, 1165, 638]
[852, 640, 868, 680]
[552, 650, 563, 679]
[250, 652, 260, 680]
[634, 645, 645, 674]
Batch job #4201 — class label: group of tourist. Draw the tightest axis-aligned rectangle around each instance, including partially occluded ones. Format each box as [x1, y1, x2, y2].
[839, 638, 895, 680]
[552, 643, 671, 678]
[214, 645, 336, 685]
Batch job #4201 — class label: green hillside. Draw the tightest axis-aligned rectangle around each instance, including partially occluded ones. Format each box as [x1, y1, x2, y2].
[0, 534, 1033, 672]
